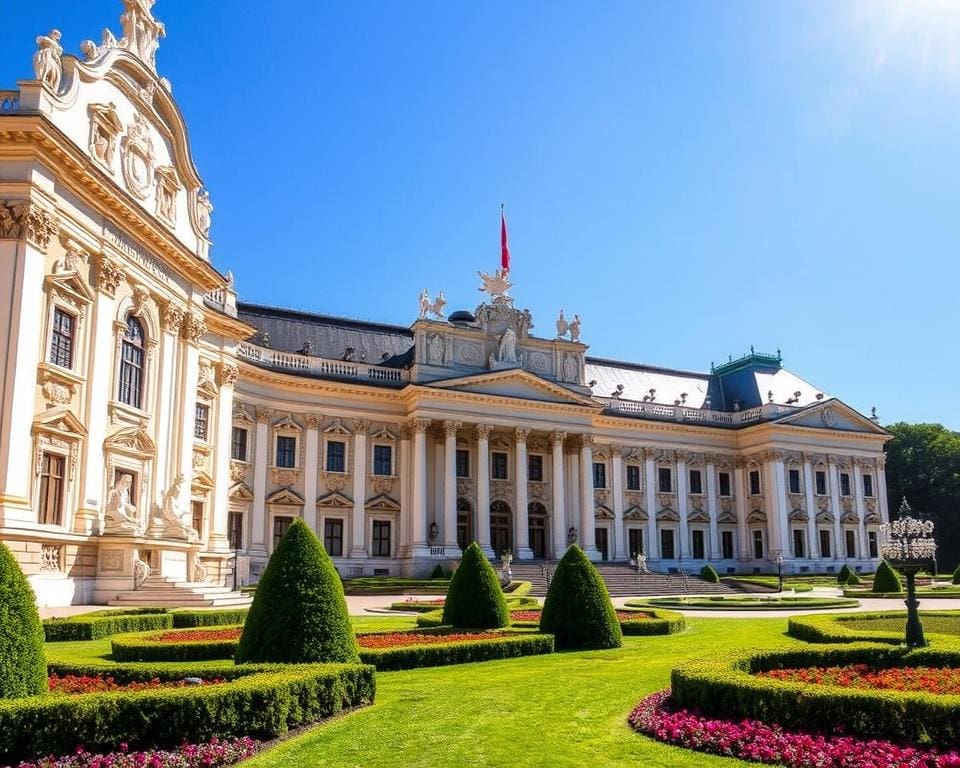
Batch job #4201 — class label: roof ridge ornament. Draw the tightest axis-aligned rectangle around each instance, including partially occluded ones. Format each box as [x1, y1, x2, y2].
[81, 0, 165, 73]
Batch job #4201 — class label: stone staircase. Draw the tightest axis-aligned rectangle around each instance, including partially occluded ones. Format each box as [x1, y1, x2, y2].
[507, 561, 737, 598]
[107, 575, 253, 608]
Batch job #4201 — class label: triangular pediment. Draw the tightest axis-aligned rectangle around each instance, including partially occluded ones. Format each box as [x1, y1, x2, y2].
[624, 505, 648, 521]
[229, 482, 254, 501]
[788, 508, 808, 522]
[33, 407, 88, 438]
[594, 505, 614, 520]
[45, 270, 96, 307]
[747, 509, 767, 523]
[815, 509, 835, 523]
[717, 510, 738, 524]
[426, 369, 597, 407]
[266, 488, 304, 506]
[687, 508, 710, 523]
[366, 493, 401, 512]
[775, 399, 888, 435]
[657, 508, 680, 522]
[317, 491, 353, 509]
[105, 425, 156, 457]
[191, 471, 215, 492]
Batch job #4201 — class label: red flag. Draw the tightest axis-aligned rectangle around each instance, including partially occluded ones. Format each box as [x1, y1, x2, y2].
[500, 207, 510, 272]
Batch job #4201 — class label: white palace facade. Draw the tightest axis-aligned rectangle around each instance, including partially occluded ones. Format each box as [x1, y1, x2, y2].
[0, 2, 891, 606]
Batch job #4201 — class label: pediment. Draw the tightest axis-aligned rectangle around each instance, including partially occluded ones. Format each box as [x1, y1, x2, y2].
[815, 509, 835, 523]
[624, 505, 647, 521]
[594, 505, 614, 520]
[788, 508, 808, 522]
[656, 508, 680, 522]
[266, 488, 304, 506]
[370, 427, 397, 441]
[273, 414, 302, 432]
[317, 491, 353, 509]
[229, 482, 254, 501]
[366, 493, 401, 512]
[45, 270, 96, 307]
[426, 369, 597, 407]
[717, 510, 738, 525]
[191, 471, 215, 492]
[775, 399, 888, 435]
[33, 407, 87, 438]
[105, 425, 155, 456]
[747, 509, 767, 523]
[687, 508, 710, 523]
[840, 509, 859, 524]
[323, 419, 352, 436]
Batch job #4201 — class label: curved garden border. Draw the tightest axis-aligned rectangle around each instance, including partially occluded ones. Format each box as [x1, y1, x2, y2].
[629, 596, 860, 611]
[44, 608, 250, 641]
[111, 626, 243, 662]
[508, 607, 684, 635]
[789, 610, 960, 644]
[356, 630, 554, 671]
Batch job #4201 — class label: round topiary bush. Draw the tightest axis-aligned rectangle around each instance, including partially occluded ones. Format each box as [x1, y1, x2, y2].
[872, 560, 903, 594]
[441, 541, 509, 629]
[700, 564, 719, 583]
[430, 563, 445, 579]
[235, 518, 358, 664]
[0, 541, 46, 698]
[539, 545, 622, 650]
[837, 564, 854, 584]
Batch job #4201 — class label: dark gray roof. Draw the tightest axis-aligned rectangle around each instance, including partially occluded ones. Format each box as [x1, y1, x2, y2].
[237, 303, 414, 368]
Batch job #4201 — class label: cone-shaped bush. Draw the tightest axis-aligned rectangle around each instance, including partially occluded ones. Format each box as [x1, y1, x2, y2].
[837, 564, 854, 584]
[430, 563, 445, 579]
[700, 563, 720, 583]
[441, 542, 509, 628]
[539, 545, 622, 650]
[235, 518, 358, 664]
[953, 564, 960, 586]
[0, 542, 46, 698]
[845, 571, 862, 586]
[872, 560, 903, 593]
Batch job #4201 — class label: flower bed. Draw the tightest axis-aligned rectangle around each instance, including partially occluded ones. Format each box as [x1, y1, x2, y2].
[509, 606, 683, 635]
[48, 673, 223, 695]
[154, 628, 243, 643]
[756, 664, 960, 695]
[356, 631, 501, 649]
[629, 689, 960, 767]
[788, 611, 960, 644]
[11, 737, 259, 768]
[388, 598, 447, 613]
[110, 626, 244, 662]
[631, 595, 860, 611]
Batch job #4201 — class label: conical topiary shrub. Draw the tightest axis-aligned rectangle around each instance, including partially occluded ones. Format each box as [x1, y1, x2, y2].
[837, 564, 854, 584]
[872, 560, 903, 594]
[845, 571, 862, 586]
[539, 545, 622, 650]
[0, 541, 46, 698]
[430, 563, 445, 579]
[235, 518, 358, 664]
[441, 541, 510, 629]
[700, 563, 720, 583]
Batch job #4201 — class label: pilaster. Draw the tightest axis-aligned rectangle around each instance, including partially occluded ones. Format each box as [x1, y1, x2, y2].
[549, 431, 566, 559]
[303, 414, 320, 534]
[578, 435, 599, 560]
[611, 446, 626, 560]
[514, 428, 533, 559]
[443, 420, 460, 551]
[476, 424, 492, 556]
[706, 458, 721, 559]
[350, 419, 368, 557]
[644, 449, 659, 559]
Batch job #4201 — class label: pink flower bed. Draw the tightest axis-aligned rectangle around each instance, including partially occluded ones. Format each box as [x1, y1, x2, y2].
[757, 664, 960, 696]
[628, 689, 960, 767]
[8, 737, 257, 768]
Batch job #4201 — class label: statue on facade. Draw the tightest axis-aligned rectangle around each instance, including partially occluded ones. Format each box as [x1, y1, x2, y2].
[556, 310, 569, 339]
[418, 290, 447, 320]
[477, 267, 513, 304]
[569, 314, 582, 343]
[154, 474, 200, 542]
[497, 328, 518, 364]
[120, 0, 166, 71]
[33, 30, 63, 92]
[195, 189, 213, 235]
[568, 526, 578, 545]
[103, 474, 142, 535]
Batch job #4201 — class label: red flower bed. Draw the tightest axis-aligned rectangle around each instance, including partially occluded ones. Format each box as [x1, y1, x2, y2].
[629, 689, 960, 767]
[10, 736, 257, 768]
[356, 632, 502, 649]
[510, 610, 541, 622]
[402, 597, 445, 605]
[48, 674, 222, 695]
[757, 664, 960, 695]
[510, 610, 652, 622]
[151, 628, 243, 643]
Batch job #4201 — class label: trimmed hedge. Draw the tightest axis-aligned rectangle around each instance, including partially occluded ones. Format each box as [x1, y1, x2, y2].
[358, 632, 554, 671]
[504, 580, 533, 596]
[788, 610, 960, 645]
[415, 609, 445, 628]
[0, 541, 46, 699]
[43, 608, 250, 641]
[0, 662, 375, 762]
[872, 560, 903, 594]
[837, 564, 854, 584]
[845, 572, 862, 586]
[670, 644, 960, 749]
[442, 542, 510, 629]
[619, 608, 686, 636]
[700, 564, 720, 583]
[171, 608, 249, 628]
[111, 627, 242, 662]
[631, 596, 860, 611]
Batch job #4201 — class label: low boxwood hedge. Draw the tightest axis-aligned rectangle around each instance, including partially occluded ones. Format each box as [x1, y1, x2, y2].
[843, 588, 960, 598]
[0, 662, 375, 762]
[631, 596, 860, 611]
[670, 644, 960, 749]
[171, 608, 249, 627]
[43, 609, 172, 641]
[415, 609, 445, 628]
[619, 608, 685, 636]
[358, 631, 554, 671]
[788, 611, 960, 644]
[111, 627, 242, 662]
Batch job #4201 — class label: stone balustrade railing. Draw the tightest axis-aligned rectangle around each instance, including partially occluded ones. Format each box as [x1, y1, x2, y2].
[599, 398, 795, 426]
[238, 342, 408, 384]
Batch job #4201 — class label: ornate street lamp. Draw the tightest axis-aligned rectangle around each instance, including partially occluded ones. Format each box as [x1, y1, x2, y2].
[879, 498, 937, 648]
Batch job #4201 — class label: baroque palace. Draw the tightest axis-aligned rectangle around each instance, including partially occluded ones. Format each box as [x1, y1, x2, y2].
[0, 2, 890, 607]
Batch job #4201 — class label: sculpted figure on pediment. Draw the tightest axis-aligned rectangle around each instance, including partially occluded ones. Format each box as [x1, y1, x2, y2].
[33, 30, 63, 92]
[497, 328, 517, 364]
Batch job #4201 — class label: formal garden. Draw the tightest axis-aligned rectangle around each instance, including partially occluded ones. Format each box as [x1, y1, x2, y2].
[4, 519, 960, 768]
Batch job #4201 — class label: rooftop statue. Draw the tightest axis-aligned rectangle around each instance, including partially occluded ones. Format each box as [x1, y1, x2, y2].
[477, 267, 513, 304]
[33, 30, 63, 92]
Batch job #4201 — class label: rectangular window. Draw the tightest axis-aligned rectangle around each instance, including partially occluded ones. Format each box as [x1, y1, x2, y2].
[49, 308, 75, 369]
[276, 435, 297, 468]
[660, 528, 675, 559]
[749, 470, 761, 496]
[372, 520, 391, 557]
[815, 470, 827, 496]
[324, 518, 344, 557]
[788, 468, 801, 495]
[326, 440, 345, 472]
[491, 451, 508, 480]
[845, 529, 856, 558]
[528, 454, 544, 482]
[593, 462, 607, 489]
[191, 501, 204, 537]
[692, 529, 705, 559]
[272, 515, 294, 549]
[868, 530, 878, 558]
[722, 530, 734, 559]
[840, 472, 851, 497]
[455, 449, 470, 478]
[373, 444, 392, 476]
[658, 467, 672, 493]
[688, 469, 703, 495]
[38, 452, 65, 525]
[228, 510, 243, 550]
[194, 403, 209, 441]
[793, 529, 805, 558]
[628, 528, 644, 557]
[863, 474, 874, 498]
[626, 464, 641, 491]
[753, 529, 764, 559]
[819, 529, 831, 558]
[718, 471, 731, 497]
[231, 427, 248, 461]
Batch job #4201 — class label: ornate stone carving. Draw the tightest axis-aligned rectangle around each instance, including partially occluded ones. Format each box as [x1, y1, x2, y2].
[41, 374, 76, 407]
[181, 312, 206, 344]
[161, 301, 186, 332]
[865, 498, 878, 513]
[426, 333, 444, 365]
[442, 420, 461, 438]
[192, 447, 206, 470]
[569, 314, 581, 342]
[229, 460, 247, 482]
[120, 114, 156, 200]
[195, 189, 213, 236]
[119, 0, 166, 71]
[103, 474, 142, 535]
[687, 495, 704, 512]
[841, 497, 855, 513]
[788, 493, 805, 511]
[87, 103, 123, 170]
[457, 478, 473, 496]
[150, 474, 199, 542]
[719, 497, 733, 513]
[476, 423, 493, 440]
[96, 256, 124, 297]
[304, 414, 323, 430]
[272, 468, 300, 486]
[411, 417, 431, 434]
[514, 427, 530, 444]
[353, 418, 370, 434]
[255, 406, 273, 423]
[490, 479, 513, 500]
[40, 544, 62, 572]
[323, 472, 347, 492]
[555, 309, 569, 338]
[81, 27, 120, 61]
[219, 363, 239, 388]
[0, 200, 59, 252]
[595, 489, 609, 505]
[549, 430, 567, 446]
[656, 492, 676, 510]
[821, 406, 839, 428]
[373, 477, 394, 494]
[33, 30, 63, 91]
[817, 496, 831, 511]
[626, 491, 643, 507]
[477, 267, 512, 304]
[154, 165, 181, 226]
[418, 289, 446, 319]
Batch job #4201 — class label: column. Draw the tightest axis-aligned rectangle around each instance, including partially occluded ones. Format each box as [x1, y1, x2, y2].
[397, 424, 411, 555]
[802, 455, 819, 559]
[411, 418, 430, 552]
[706, 457, 721, 559]
[763, 452, 790, 560]
[567, 449, 581, 546]
[209, 363, 238, 551]
[177, 312, 203, 497]
[876, 456, 890, 525]
[153, 304, 183, 506]
[350, 419, 368, 557]
[828, 458, 843, 561]
[251, 407, 271, 554]
[303, 415, 320, 534]
[612, 446, 626, 560]
[432, 432, 443, 544]
[644, 449, 659, 559]
[476, 424, 493, 556]
[442, 421, 460, 551]
[676, 452, 689, 562]
[514, 428, 533, 559]
[853, 458, 868, 561]
[579, 435, 600, 560]
[550, 431, 567, 559]
[734, 460, 750, 560]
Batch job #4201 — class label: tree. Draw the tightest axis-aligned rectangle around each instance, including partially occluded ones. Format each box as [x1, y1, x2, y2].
[0, 542, 46, 698]
[235, 518, 358, 664]
[539, 545, 622, 650]
[872, 560, 903, 594]
[442, 542, 510, 629]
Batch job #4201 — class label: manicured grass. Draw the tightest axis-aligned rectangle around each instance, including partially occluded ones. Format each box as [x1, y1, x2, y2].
[631, 596, 859, 611]
[842, 614, 960, 636]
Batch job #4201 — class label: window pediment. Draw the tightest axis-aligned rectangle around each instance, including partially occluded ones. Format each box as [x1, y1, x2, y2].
[594, 505, 614, 520]
[104, 425, 155, 457]
[317, 491, 353, 509]
[266, 488, 304, 506]
[366, 493, 400, 512]
[229, 482, 254, 501]
[33, 406, 87, 438]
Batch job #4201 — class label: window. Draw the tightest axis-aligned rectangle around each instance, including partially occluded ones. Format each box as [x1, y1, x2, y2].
[228, 510, 243, 550]
[628, 528, 644, 557]
[373, 444, 392, 476]
[231, 427, 248, 461]
[788, 469, 801, 495]
[868, 530, 878, 558]
[593, 462, 607, 489]
[491, 451, 508, 480]
[38, 452, 65, 525]
[658, 467, 672, 493]
[748, 470, 761, 496]
[840, 472, 851, 496]
[326, 440, 345, 472]
[626, 465, 641, 491]
[191, 501, 204, 537]
[528, 454, 544, 482]
[692, 529, 705, 559]
[194, 403, 209, 441]
[721, 530, 734, 559]
[372, 520, 391, 557]
[275, 436, 296, 468]
[815, 470, 827, 496]
[718, 471, 731, 497]
[863, 474, 874, 498]
[688, 469, 703, 495]
[455, 449, 470, 478]
[49, 308, 75, 369]
[845, 529, 856, 558]
[324, 518, 344, 557]
[272, 516, 294, 549]
[819, 529, 831, 558]
[753, 529, 764, 559]
[660, 528, 675, 559]
[118, 316, 145, 408]
[793, 529, 805, 558]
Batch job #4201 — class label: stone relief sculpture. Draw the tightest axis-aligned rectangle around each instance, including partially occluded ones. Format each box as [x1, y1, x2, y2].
[152, 474, 200, 542]
[33, 30, 63, 92]
[497, 328, 518, 364]
[426, 333, 444, 365]
[562, 353, 578, 383]
[103, 474, 142, 535]
[120, 0, 166, 71]
[195, 189, 213, 235]
[81, 28, 119, 61]
[120, 113, 156, 199]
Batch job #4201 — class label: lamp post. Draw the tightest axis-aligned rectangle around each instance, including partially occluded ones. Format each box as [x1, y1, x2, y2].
[775, 553, 784, 594]
[880, 498, 937, 649]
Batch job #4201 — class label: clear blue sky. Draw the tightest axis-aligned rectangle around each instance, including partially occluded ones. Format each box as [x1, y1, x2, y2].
[5, 1, 958, 428]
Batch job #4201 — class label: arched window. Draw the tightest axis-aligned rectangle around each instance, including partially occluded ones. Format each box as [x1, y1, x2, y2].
[118, 315, 145, 408]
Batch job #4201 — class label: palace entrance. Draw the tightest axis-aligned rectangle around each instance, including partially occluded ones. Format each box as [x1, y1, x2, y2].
[528, 502, 547, 559]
